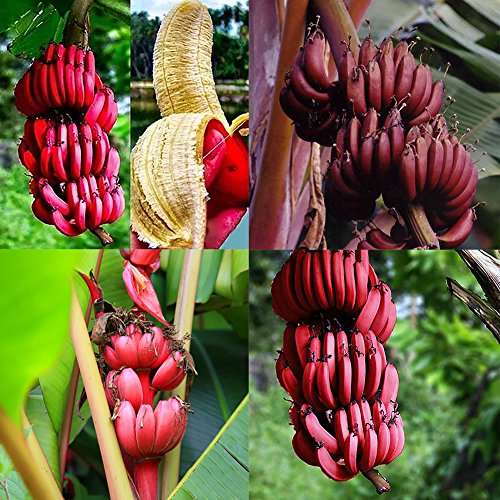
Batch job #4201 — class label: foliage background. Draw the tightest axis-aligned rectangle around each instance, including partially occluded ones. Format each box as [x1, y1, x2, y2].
[0, 0, 130, 249]
[249, 250, 500, 499]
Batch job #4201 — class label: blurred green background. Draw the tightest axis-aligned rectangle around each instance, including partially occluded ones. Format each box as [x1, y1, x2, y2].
[130, 1, 249, 249]
[0, 0, 130, 248]
[249, 251, 500, 499]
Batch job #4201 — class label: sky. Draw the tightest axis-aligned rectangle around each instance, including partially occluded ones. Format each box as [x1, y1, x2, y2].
[132, 0, 241, 19]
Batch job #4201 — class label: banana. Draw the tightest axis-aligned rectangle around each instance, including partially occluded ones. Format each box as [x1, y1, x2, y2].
[40, 146, 52, 180]
[294, 107, 338, 147]
[303, 337, 325, 412]
[333, 407, 350, 453]
[404, 63, 430, 116]
[400, 145, 417, 202]
[426, 139, 444, 191]
[347, 400, 363, 445]
[323, 331, 336, 386]
[303, 30, 332, 91]
[379, 303, 397, 344]
[302, 251, 321, 311]
[366, 60, 382, 111]
[317, 357, 337, 409]
[153, 0, 227, 126]
[360, 397, 373, 428]
[435, 138, 454, 191]
[353, 260, 369, 313]
[338, 353, 352, 407]
[346, 117, 362, 164]
[359, 36, 378, 67]
[394, 53, 415, 103]
[370, 282, 391, 336]
[384, 418, 399, 465]
[282, 324, 303, 377]
[275, 350, 286, 389]
[52, 210, 83, 236]
[279, 86, 319, 123]
[329, 160, 366, 202]
[438, 208, 475, 248]
[371, 398, 387, 432]
[48, 59, 63, 108]
[386, 415, 405, 463]
[375, 421, 390, 464]
[293, 429, 319, 467]
[18, 141, 39, 177]
[32, 197, 54, 225]
[379, 51, 395, 110]
[80, 123, 93, 176]
[407, 80, 445, 127]
[343, 251, 356, 313]
[316, 444, 355, 481]
[414, 137, 429, 194]
[303, 407, 339, 454]
[74, 65, 85, 109]
[281, 257, 308, 320]
[65, 63, 77, 108]
[344, 432, 359, 475]
[294, 324, 311, 370]
[99, 89, 119, 133]
[271, 271, 299, 323]
[132, 113, 213, 248]
[51, 146, 67, 182]
[338, 49, 356, 89]
[320, 250, 335, 308]
[78, 175, 91, 204]
[85, 90, 106, 124]
[332, 251, 345, 310]
[347, 66, 368, 116]
[393, 41, 408, 68]
[350, 330, 366, 401]
[84, 50, 95, 81]
[288, 49, 330, 107]
[109, 186, 125, 222]
[379, 363, 399, 407]
[364, 331, 383, 401]
[101, 189, 114, 224]
[366, 228, 406, 249]
[375, 130, 391, 182]
[83, 71, 95, 108]
[335, 330, 348, 369]
[355, 286, 382, 332]
[359, 424, 378, 472]
[310, 252, 329, 310]
[91, 123, 108, 175]
[282, 365, 304, 403]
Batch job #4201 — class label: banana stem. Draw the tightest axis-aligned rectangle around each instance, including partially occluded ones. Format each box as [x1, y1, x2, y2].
[362, 468, 391, 494]
[90, 227, 114, 246]
[70, 288, 134, 500]
[22, 410, 61, 489]
[63, 0, 94, 47]
[249, 0, 309, 249]
[133, 459, 161, 500]
[161, 249, 203, 497]
[310, 0, 361, 66]
[0, 407, 63, 499]
[404, 203, 439, 249]
[59, 250, 104, 483]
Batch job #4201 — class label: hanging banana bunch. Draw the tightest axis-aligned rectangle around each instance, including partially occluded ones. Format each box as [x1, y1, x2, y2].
[131, 0, 249, 249]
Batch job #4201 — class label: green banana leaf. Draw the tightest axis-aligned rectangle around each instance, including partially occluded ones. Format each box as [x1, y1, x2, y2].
[171, 396, 248, 500]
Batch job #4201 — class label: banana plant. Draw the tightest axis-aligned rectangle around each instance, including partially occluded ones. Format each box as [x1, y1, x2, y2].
[0, 249, 248, 499]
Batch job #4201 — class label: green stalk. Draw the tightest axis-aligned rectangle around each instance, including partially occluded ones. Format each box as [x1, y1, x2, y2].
[0, 407, 63, 499]
[69, 288, 134, 500]
[62, 0, 94, 48]
[59, 249, 104, 482]
[161, 250, 203, 498]
[22, 410, 60, 489]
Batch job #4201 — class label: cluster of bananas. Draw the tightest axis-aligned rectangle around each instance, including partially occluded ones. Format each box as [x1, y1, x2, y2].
[131, 0, 249, 249]
[280, 26, 479, 249]
[14, 43, 124, 241]
[273, 250, 403, 486]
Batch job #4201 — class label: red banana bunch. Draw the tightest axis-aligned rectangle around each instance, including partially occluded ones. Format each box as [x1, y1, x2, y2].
[272, 250, 403, 488]
[113, 397, 188, 460]
[280, 24, 479, 248]
[14, 42, 124, 242]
